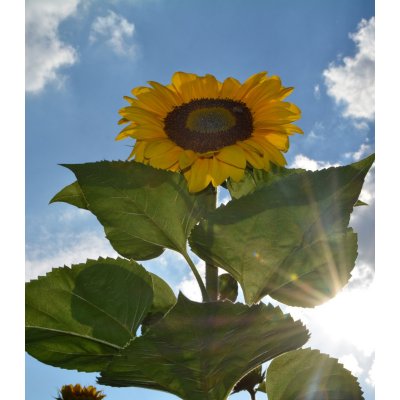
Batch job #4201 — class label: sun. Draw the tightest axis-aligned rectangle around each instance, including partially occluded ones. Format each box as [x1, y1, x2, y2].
[287, 279, 375, 356]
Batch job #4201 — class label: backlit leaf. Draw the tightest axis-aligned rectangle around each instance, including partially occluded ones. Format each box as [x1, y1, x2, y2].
[190, 155, 374, 306]
[26, 257, 153, 372]
[55, 161, 213, 260]
[98, 294, 309, 400]
[265, 348, 364, 399]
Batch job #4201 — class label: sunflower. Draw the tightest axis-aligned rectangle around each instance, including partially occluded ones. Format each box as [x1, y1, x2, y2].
[56, 384, 106, 400]
[117, 71, 302, 192]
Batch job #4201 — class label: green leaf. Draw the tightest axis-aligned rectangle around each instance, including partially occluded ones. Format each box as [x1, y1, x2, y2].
[227, 166, 306, 200]
[265, 348, 364, 399]
[98, 294, 309, 400]
[26, 257, 154, 372]
[50, 181, 89, 210]
[190, 155, 374, 306]
[51, 181, 164, 260]
[218, 273, 238, 302]
[149, 273, 176, 315]
[62, 161, 213, 260]
[141, 273, 177, 334]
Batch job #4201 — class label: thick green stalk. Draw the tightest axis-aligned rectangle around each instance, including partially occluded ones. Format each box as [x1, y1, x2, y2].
[205, 187, 218, 301]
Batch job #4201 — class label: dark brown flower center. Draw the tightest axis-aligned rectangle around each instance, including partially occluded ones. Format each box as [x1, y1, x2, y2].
[164, 98, 253, 153]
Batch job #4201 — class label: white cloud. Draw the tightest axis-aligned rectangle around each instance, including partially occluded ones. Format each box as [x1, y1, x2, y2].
[366, 358, 375, 387]
[345, 143, 372, 161]
[26, 230, 117, 281]
[313, 84, 321, 99]
[26, 0, 80, 93]
[323, 17, 375, 121]
[57, 207, 91, 223]
[339, 354, 363, 377]
[290, 154, 339, 171]
[89, 10, 136, 57]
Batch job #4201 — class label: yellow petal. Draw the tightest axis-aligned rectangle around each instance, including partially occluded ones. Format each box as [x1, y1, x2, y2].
[115, 124, 136, 141]
[256, 104, 300, 120]
[130, 140, 147, 161]
[285, 123, 303, 134]
[254, 123, 303, 136]
[148, 147, 182, 170]
[252, 136, 287, 166]
[210, 157, 229, 186]
[219, 161, 245, 182]
[264, 133, 289, 151]
[171, 71, 199, 102]
[195, 74, 220, 98]
[243, 78, 282, 109]
[179, 149, 198, 170]
[237, 142, 265, 169]
[128, 126, 167, 140]
[254, 102, 301, 126]
[131, 86, 152, 96]
[278, 86, 294, 100]
[216, 145, 247, 169]
[233, 71, 268, 100]
[179, 74, 220, 101]
[243, 138, 266, 155]
[219, 77, 241, 99]
[148, 81, 182, 108]
[123, 95, 135, 104]
[135, 88, 175, 117]
[144, 140, 177, 158]
[121, 105, 164, 127]
[187, 158, 213, 192]
[118, 117, 129, 125]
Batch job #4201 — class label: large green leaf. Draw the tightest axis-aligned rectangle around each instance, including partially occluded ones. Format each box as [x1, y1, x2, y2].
[58, 161, 213, 260]
[265, 348, 364, 399]
[25, 257, 153, 372]
[50, 181, 164, 260]
[98, 294, 309, 400]
[190, 155, 374, 306]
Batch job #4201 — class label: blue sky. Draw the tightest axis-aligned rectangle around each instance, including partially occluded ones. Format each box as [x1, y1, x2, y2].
[25, 0, 375, 399]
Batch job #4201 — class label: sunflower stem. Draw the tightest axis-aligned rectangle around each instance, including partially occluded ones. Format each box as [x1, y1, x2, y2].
[205, 186, 219, 301]
[248, 389, 257, 400]
[183, 251, 210, 302]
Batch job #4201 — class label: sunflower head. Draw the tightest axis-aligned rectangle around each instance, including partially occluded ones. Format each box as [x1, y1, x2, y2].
[117, 71, 302, 192]
[56, 384, 106, 400]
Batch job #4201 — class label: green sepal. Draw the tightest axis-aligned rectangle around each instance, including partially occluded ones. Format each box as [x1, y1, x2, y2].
[25, 257, 154, 372]
[232, 365, 265, 395]
[265, 348, 364, 399]
[190, 154, 374, 306]
[98, 294, 310, 400]
[227, 165, 306, 200]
